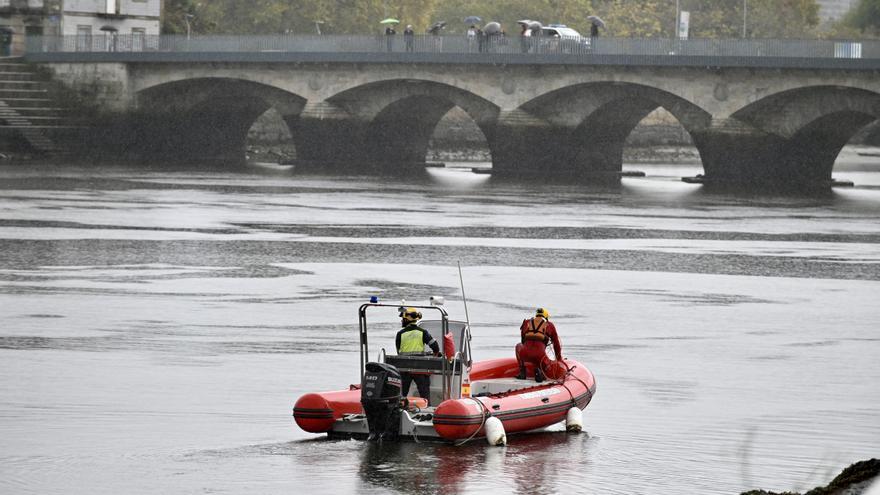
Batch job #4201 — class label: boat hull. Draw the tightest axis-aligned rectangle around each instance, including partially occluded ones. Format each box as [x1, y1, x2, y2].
[433, 358, 595, 440]
[293, 389, 362, 433]
[293, 357, 596, 441]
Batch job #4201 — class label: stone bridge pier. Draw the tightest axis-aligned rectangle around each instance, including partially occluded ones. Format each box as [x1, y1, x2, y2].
[692, 87, 880, 187]
[35, 60, 880, 189]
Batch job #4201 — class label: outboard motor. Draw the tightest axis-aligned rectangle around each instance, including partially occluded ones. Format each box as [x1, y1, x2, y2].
[361, 362, 403, 441]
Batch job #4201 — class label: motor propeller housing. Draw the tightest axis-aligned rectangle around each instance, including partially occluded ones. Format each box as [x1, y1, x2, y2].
[361, 362, 403, 441]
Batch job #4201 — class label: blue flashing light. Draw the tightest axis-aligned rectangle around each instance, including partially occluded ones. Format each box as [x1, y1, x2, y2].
[370, 296, 379, 303]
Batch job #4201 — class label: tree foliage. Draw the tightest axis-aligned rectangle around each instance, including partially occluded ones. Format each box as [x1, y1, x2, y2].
[841, 0, 880, 35]
[161, 0, 823, 38]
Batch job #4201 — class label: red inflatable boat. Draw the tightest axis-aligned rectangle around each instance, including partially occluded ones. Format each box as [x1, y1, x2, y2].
[293, 301, 597, 444]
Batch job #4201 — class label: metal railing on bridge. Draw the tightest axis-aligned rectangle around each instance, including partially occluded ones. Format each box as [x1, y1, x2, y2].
[24, 34, 880, 69]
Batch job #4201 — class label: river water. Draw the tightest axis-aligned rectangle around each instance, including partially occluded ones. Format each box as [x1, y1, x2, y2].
[1, 160, 878, 495]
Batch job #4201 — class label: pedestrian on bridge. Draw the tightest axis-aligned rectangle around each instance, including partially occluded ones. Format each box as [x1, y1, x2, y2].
[385, 25, 396, 52]
[404, 25, 414, 52]
[519, 23, 531, 53]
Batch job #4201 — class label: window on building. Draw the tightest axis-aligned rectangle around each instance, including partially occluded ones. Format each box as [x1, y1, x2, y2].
[76, 25, 92, 52]
[105, 0, 116, 14]
[132, 27, 145, 51]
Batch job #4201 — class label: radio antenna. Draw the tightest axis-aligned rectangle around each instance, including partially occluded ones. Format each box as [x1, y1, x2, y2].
[457, 261, 471, 330]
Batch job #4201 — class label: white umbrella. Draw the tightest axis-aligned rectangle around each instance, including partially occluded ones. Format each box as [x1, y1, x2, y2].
[528, 21, 543, 35]
[483, 22, 501, 35]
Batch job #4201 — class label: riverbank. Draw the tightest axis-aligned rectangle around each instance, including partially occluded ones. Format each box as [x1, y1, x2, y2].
[742, 459, 880, 495]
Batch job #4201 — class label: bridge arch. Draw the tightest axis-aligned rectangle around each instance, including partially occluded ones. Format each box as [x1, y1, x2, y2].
[719, 86, 880, 184]
[320, 79, 500, 171]
[732, 86, 880, 139]
[493, 82, 711, 178]
[134, 78, 307, 163]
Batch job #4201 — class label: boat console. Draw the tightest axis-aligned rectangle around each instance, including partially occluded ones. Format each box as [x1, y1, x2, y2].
[385, 354, 465, 406]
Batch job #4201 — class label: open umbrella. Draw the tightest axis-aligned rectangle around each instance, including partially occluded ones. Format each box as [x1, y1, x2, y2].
[483, 21, 501, 35]
[379, 18, 400, 25]
[516, 19, 531, 26]
[587, 15, 606, 28]
[528, 21, 543, 35]
[428, 21, 446, 34]
[100, 25, 118, 52]
[464, 16, 482, 25]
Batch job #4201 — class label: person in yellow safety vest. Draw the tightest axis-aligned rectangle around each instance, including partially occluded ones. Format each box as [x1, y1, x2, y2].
[395, 307, 441, 402]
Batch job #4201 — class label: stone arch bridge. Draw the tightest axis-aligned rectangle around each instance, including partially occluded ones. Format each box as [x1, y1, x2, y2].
[29, 47, 880, 189]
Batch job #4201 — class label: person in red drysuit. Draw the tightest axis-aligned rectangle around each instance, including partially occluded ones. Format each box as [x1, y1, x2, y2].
[515, 307, 562, 382]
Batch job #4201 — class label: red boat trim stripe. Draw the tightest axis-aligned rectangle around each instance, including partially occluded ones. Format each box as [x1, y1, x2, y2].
[494, 403, 570, 421]
[434, 412, 483, 425]
[434, 417, 485, 426]
[293, 407, 334, 419]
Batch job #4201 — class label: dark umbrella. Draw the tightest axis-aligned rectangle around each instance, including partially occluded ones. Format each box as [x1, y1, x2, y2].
[428, 21, 446, 34]
[587, 15, 606, 29]
[464, 16, 482, 25]
[99, 25, 118, 33]
[483, 22, 501, 35]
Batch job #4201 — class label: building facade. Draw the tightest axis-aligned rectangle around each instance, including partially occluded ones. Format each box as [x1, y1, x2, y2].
[816, 0, 856, 24]
[0, 0, 162, 55]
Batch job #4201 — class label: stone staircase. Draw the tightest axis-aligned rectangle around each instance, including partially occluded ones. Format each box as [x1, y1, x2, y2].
[0, 57, 80, 156]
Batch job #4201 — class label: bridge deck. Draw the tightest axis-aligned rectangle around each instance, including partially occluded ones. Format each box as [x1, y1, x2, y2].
[23, 35, 880, 70]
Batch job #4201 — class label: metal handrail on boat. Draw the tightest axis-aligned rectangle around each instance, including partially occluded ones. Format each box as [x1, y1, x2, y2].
[358, 302, 452, 400]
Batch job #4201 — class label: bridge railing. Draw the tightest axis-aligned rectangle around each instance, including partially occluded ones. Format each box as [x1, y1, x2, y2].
[24, 34, 880, 68]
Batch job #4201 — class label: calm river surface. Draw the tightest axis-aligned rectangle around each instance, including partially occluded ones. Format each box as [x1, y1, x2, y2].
[1, 161, 878, 495]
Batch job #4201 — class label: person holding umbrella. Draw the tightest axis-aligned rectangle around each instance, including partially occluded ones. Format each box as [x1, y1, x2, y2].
[588, 15, 605, 40]
[464, 16, 481, 52]
[380, 18, 398, 52]
[428, 21, 445, 52]
[528, 21, 542, 53]
[517, 20, 531, 53]
[483, 21, 502, 52]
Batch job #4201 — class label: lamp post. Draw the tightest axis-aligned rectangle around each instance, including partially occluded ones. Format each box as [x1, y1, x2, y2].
[675, 0, 680, 38]
[742, 0, 748, 38]
[184, 13, 195, 40]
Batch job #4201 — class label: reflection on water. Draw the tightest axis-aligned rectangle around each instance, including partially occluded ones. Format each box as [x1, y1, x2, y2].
[356, 431, 595, 495]
[0, 163, 878, 495]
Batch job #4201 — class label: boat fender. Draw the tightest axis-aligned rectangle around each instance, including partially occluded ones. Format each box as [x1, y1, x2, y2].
[565, 407, 583, 433]
[484, 416, 506, 446]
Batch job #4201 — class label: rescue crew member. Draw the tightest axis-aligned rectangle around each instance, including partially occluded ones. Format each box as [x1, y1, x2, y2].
[396, 307, 441, 401]
[515, 307, 563, 382]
